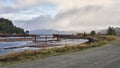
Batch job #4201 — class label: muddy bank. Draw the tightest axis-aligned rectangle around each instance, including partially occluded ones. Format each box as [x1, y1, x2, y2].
[3, 44, 61, 50]
[0, 37, 35, 42]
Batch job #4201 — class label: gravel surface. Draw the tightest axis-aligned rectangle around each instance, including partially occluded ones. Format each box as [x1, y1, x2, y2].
[3, 42, 120, 68]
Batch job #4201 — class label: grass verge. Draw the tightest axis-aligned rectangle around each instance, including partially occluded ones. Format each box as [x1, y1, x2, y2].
[0, 35, 119, 67]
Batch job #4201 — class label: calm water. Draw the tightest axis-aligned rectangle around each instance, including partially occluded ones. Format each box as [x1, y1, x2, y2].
[0, 38, 88, 55]
[0, 41, 32, 55]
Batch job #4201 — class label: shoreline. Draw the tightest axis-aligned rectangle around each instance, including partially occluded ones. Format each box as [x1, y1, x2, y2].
[0, 37, 35, 42]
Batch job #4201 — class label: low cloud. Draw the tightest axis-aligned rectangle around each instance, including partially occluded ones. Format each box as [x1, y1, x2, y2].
[14, 15, 54, 30]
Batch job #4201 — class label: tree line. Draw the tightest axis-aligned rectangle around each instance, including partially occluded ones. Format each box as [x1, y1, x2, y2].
[90, 26, 117, 36]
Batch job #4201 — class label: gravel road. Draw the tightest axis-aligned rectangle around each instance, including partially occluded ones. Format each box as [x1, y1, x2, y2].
[3, 42, 120, 68]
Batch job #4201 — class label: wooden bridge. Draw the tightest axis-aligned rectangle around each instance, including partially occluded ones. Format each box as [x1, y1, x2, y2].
[53, 34, 85, 39]
[0, 34, 90, 42]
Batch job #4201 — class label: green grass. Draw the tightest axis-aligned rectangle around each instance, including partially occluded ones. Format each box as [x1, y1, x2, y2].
[0, 35, 119, 67]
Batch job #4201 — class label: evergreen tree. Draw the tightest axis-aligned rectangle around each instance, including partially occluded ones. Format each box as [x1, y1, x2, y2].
[91, 31, 96, 36]
[25, 30, 30, 34]
[107, 26, 116, 35]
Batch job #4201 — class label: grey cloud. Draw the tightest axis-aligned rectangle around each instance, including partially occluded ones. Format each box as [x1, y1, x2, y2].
[0, 6, 26, 14]
[14, 15, 54, 30]
[56, 4, 120, 27]
[14, 5, 105, 31]
[0, 5, 37, 14]
[0, 0, 56, 14]
[55, 5, 102, 20]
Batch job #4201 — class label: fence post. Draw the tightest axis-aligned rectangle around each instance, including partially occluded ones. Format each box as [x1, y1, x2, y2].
[45, 35, 48, 46]
[35, 35, 37, 42]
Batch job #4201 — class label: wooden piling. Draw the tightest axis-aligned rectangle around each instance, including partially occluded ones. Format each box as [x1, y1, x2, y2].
[45, 35, 48, 46]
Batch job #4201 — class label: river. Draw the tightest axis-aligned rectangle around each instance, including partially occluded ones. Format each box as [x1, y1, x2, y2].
[0, 38, 88, 55]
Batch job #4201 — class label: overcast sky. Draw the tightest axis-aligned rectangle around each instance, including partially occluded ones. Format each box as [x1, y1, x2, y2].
[0, 0, 120, 32]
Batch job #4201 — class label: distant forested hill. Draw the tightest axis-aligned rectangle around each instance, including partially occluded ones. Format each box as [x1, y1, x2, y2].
[0, 18, 25, 34]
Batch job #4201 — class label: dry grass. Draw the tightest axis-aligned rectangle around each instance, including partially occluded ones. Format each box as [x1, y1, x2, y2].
[96, 35, 118, 41]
